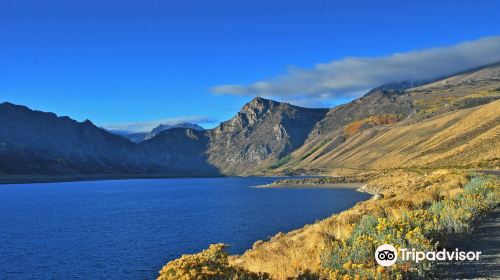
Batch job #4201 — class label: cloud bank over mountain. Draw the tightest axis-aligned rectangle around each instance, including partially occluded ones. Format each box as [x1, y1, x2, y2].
[211, 36, 500, 105]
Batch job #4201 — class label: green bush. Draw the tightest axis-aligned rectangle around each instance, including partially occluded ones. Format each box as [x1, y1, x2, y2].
[270, 155, 292, 169]
[320, 175, 499, 279]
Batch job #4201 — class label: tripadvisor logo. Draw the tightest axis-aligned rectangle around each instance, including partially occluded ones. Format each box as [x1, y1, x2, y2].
[375, 244, 482, 267]
[375, 244, 398, 266]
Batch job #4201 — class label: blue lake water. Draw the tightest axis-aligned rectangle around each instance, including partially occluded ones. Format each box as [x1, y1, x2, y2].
[0, 177, 370, 279]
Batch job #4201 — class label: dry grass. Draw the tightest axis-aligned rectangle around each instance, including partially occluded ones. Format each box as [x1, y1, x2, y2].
[279, 100, 500, 173]
[229, 170, 470, 279]
[157, 169, 496, 279]
[343, 114, 399, 136]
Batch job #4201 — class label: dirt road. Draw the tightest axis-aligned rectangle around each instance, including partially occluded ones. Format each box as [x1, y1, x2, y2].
[434, 207, 500, 279]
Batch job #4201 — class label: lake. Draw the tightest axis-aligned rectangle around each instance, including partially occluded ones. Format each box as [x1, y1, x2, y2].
[0, 177, 370, 279]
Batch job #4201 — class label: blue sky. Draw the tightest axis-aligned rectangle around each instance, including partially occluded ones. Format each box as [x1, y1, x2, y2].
[1, 0, 499, 131]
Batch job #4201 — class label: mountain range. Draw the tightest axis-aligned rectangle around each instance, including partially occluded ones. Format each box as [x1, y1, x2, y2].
[110, 123, 204, 143]
[0, 63, 499, 179]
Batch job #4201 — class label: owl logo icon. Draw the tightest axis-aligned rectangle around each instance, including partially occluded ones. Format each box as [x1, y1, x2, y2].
[375, 244, 398, 266]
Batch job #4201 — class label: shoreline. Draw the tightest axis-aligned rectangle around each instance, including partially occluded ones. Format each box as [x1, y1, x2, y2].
[0, 173, 316, 185]
[255, 182, 364, 190]
[224, 170, 499, 279]
[0, 173, 226, 185]
[254, 174, 382, 195]
[0, 173, 345, 186]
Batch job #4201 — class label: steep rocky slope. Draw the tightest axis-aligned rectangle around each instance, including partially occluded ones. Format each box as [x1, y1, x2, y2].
[206, 97, 328, 174]
[270, 63, 500, 174]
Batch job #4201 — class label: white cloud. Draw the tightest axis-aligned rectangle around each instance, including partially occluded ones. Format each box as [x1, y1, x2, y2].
[102, 116, 211, 133]
[211, 36, 500, 105]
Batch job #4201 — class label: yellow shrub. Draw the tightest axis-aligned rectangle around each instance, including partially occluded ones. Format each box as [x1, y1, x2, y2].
[157, 244, 270, 280]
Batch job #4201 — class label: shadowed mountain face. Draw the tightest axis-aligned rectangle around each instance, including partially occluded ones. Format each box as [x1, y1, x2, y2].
[0, 103, 137, 175]
[0, 98, 327, 176]
[137, 128, 218, 176]
[0, 104, 214, 176]
[0, 63, 499, 178]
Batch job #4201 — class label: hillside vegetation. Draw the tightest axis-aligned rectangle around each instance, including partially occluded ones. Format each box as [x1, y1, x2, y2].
[156, 64, 500, 279]
[158, 170, 499, 279]
[269, 64, 500, 175]
[278, 99, 499, 173]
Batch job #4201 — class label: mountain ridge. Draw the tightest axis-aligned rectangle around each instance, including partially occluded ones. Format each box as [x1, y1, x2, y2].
[1, 63, 499, 179]
[268, 63, 500, 174]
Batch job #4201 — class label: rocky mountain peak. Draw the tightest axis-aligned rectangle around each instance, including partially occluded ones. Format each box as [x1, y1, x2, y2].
[243, 96, 279, 111]
[82, 119, 96, 126]
[237, 97, 283, 124]
[249, 96, 267, 104]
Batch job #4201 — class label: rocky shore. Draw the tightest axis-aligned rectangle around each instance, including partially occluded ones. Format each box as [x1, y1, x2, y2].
[263, 174, 372, 185]
[259, 174, 384, 195]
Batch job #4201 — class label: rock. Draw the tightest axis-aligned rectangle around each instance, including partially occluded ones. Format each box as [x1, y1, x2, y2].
[271, 175, 369, 186]
[373, 194, 384, 200]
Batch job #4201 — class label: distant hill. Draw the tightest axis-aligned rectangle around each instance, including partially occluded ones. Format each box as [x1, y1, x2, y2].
[111, 123, 204, 143]
[0, 63, 498, 179]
